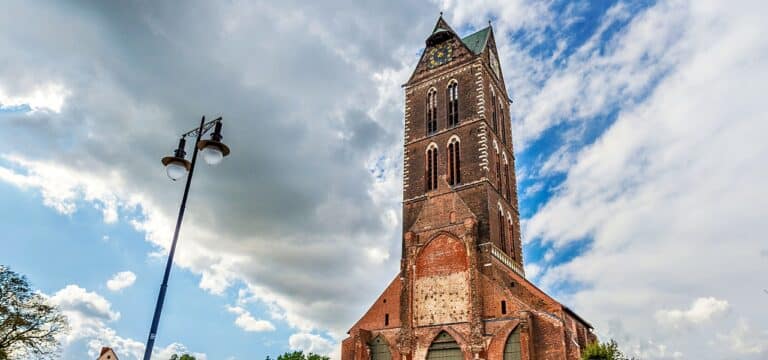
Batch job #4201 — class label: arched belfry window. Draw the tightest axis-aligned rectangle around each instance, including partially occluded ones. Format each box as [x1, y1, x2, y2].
[503, 153, 510, 200]
[427, 88, 438, 134]
[369, 335, 392, 360]
[426, 143, 438, 192]
[491, 88, 498, 132]
[498, 205, 506, 253]
[503, 327, 522, 360]
[447, 80, 459, 127]
[427, 331, 462, 360]
[448, 136, 461, 186]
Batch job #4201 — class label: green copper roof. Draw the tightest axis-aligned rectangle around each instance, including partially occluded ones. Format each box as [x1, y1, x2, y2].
[461, 27, 491, 54]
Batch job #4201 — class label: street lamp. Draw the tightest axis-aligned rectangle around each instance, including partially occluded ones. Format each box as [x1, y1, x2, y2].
[143, 116, 230, 360]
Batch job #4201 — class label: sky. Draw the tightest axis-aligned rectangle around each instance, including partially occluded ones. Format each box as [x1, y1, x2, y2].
[0, 0, 767, 359]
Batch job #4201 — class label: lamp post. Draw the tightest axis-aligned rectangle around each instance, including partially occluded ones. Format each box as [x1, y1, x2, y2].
[143, 116, 230, 360]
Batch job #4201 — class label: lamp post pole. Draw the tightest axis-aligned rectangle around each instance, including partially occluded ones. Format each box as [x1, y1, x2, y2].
[143, 115, 229, 360]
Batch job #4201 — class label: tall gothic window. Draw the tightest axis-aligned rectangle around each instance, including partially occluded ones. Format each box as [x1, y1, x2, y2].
[495, 145, 502, 192]
[500, 105, 507, 145]
[509, 218, 516, 260]
[448, 137, 461, 185]
[426, 89, 437, 134]
[426, 144, 438, 191]
[504, 155, 511, 200]
[491, 91, 498, 132]
[498, 207, 506, 252]
[447, 81, 459, 127]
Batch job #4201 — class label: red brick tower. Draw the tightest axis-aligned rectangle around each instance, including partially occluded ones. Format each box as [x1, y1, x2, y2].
[342, 16, 596, 360]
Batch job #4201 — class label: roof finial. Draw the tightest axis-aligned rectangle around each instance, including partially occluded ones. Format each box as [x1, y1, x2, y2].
[440, 11, 443, 18]
[488, 19, 492, 26]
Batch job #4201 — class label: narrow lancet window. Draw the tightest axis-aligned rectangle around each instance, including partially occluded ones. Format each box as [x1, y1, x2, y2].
[426, 144, 438, 191]
[496, 150, 502, 192]
[447, 81, 459, 127]
[508, 217, 516, 260]
[500, 106, 507, 145]
[448, 137, 461, 185]
[491, 93, 498, 132]
[427, 89, 437, 134]
[499, 208, 506, 252]
[504, 156, 511, 200]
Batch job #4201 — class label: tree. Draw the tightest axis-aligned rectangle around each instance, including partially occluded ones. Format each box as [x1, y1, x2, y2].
[170, 354, 197, 360]
[582, 339, 637, 360]
[0, 265, 68, 359]
[268, 350, 330, 360]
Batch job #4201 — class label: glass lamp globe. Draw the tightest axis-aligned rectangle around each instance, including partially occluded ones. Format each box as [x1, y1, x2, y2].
[201, 145, 224, 165]
[165, 161, 188, 181]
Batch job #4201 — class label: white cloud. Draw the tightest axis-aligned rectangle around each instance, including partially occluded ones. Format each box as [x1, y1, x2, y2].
[364, 247, 390, 265]
[0, 154, 123, 223]
[288, 332, 336, 357]
[48, 285, 121, 345]
[0, 82, 70, 113]
[226, 306, 276, 332]
[47, 284, 204, 360]
[521, 0, 768, 358]
[716, 319, 768, 355]
[106, 271, 137, 292]
[151, 343, 208, 360]
[656, 297, 729, 328]
[523, 262, 542, 280]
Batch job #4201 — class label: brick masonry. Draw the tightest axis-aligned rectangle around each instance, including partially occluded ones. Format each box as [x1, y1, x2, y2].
[342, 16, 596, 360]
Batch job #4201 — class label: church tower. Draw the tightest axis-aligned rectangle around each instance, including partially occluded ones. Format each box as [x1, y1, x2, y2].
[342, 16, 596, 360]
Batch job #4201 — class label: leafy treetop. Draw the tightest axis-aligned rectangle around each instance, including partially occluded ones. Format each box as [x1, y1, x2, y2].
[581, 339, 637, 360]
[265, 350, 330, 360]
[0, 265, 68, 360]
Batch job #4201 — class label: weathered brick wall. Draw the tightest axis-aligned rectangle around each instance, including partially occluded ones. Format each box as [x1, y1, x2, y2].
[414, 234, 470, 326]
[480, 273, 536, 318]
[532, 312, 568, 360]
[340, 337, 355, 360]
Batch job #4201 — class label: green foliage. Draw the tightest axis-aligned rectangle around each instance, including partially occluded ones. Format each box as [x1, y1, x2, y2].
[170, 354, 197, 360]
[582, 339, 636, 360]
[0, 265, 68, 360]
[267, 350, 330, 360]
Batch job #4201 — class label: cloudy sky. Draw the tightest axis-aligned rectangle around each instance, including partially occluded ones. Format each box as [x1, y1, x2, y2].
[1, 0, 767, 359]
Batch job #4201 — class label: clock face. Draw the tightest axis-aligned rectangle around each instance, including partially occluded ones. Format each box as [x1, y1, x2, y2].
[427, 43, 453, 69]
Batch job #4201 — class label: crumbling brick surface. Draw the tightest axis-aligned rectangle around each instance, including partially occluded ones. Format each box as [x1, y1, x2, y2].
[414, 235, 470, 326]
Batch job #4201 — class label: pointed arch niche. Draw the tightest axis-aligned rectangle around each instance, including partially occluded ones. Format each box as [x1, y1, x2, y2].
[426, 331, 463, 360]
[368, 335, 392, 360]
[503, 326, 522, 360]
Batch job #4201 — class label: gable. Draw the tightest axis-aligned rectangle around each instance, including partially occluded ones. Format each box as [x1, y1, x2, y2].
[347, 276, 402, 333]
[406, 17, 487, 85]
[97, 348, 119, 360]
